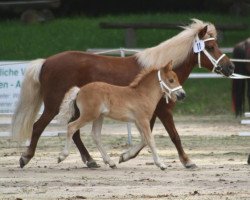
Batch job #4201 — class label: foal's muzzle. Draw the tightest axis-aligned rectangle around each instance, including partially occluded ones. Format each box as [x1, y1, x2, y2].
[176, 89, 186, 101]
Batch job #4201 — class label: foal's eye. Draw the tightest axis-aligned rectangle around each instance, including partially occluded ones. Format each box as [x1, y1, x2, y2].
[169, 79, 174, 83]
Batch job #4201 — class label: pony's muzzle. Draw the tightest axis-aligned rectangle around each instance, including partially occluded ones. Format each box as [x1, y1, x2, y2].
[221, 62, 235, 77]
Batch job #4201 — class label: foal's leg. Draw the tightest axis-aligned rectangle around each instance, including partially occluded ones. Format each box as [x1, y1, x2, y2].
[58, 118, 88, 163]
[136, 119, 166, 170]
[119, 140, 145, 163]
[119, 138, 145, 163]
[119, 114, 156, 163]
[19, 109, 57, 168]
[71, 107, 99, 168]
[156, 98, 197, 168]
[91, 116, 117, 169]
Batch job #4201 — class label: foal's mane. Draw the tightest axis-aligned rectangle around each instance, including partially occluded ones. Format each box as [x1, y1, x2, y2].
[129, 66, 158, 88]
[136, 19, 217, 69]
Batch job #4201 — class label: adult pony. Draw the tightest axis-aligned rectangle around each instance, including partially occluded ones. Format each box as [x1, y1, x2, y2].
[12, 19, 234, 169]
[232, 38, 250, 116]
[58, 62, 185, 170]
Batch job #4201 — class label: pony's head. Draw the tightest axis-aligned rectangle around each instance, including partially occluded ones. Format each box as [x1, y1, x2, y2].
[159, 61, 186, 102]
[136, 19, 234, 77]
[192, 19, 235, 76]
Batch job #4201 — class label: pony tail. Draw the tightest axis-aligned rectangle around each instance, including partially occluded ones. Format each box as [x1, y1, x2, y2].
[58, 87, 80, 124]
[12, 59, 45, 141]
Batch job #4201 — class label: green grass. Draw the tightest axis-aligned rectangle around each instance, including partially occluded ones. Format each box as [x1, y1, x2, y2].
[0, 12, 249, 59]
[0, 12, 249, 115]
[174, 78, 233, 115]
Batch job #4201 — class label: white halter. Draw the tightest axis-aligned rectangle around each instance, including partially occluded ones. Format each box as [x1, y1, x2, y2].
[157, 70, 183, 103]
[194, 35, 226, 73]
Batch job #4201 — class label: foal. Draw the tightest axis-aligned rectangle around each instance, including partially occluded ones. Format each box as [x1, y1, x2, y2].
[58, 61, 185, 170]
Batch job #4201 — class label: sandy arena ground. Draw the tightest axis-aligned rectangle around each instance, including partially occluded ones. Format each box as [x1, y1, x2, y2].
[0, 115, 249, 200]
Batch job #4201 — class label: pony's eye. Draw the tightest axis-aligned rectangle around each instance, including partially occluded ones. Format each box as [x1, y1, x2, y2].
[206, 46, 214, 51]
[169, 79, 174, 83]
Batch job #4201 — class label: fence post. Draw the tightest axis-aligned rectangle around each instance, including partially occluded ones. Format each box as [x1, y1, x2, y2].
[120, 48, 132, 146]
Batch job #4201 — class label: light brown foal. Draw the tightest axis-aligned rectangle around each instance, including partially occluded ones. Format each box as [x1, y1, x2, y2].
[58, 61, 185, 170]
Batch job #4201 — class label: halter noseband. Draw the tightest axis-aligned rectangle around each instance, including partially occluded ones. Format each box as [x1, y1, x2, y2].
[157, 70, 183, 103]
[194, 35, 226, 74]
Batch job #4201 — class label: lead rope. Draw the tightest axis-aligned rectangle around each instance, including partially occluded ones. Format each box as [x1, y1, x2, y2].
[157, 70, 183, 103]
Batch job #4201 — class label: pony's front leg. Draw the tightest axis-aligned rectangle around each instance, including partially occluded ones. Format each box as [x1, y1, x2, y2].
[156, 98, 197, 169]
[91, 116, 117, 169]
[136, 120, 166, 170]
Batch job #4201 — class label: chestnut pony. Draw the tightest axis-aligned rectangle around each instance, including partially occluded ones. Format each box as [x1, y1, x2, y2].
[12, 19, 234, 169]
[57, 61, 185, 170]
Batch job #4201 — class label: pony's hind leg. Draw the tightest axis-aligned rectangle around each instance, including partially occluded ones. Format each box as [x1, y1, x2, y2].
[72, 130, 99, 168]
[91, 116, 117, 169]
[20, 109, 57, 168]
[136, 119, 166, 170]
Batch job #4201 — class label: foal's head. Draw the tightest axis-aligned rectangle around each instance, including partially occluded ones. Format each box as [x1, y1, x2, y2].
[159, 61, 186, 102]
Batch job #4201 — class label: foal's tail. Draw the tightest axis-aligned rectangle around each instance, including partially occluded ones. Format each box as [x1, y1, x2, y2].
[12, 59, 45, 141]
[57, 86, 80, 125]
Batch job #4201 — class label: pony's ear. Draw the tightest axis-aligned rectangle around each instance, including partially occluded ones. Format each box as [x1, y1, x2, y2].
[198, 25, 208, 39]
[164, 60, 173, 72]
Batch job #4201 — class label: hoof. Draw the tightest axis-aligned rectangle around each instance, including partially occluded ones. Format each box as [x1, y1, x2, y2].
[160, 166, 166, 171]
[185, 163, 197, 169]
[19, 157, 26, 168]
[159, 163, 167, 171]
[110, 164, 117, 169]
[119, 154, 125, 163]
[87, 160, 100, 168]
[58, 154, 66, 163]
[19, 157, 29, 168]
[58, 157, 63, 163]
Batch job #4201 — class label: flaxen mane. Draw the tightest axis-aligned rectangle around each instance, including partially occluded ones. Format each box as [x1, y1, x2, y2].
[129, 66, 158, 88]
[136, 18, 217, 69]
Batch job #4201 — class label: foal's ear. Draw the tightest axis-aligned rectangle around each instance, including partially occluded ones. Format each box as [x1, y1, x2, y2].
[198, 25, 208, 39]
[164, 60, 173, 72]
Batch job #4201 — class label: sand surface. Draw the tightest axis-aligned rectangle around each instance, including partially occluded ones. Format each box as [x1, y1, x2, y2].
[0, 115, 249, 200]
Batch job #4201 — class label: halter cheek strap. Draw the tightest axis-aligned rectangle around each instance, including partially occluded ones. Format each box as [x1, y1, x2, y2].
[157, 70, 183, 103]
[195, 35, 226, 73]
